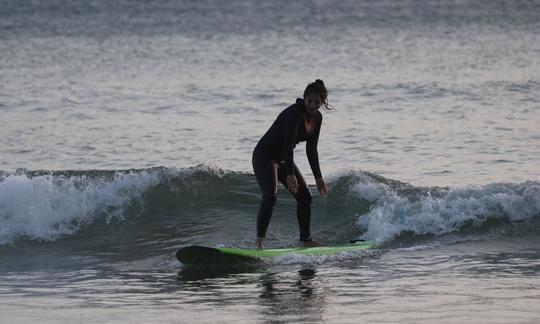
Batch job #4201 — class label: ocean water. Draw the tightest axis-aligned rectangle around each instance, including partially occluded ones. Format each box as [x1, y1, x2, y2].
[1, 0, 539, 323]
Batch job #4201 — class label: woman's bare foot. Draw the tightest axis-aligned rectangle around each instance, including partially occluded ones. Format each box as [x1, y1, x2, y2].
[303, 240, 324, 248]
[255, 238, 264, 250]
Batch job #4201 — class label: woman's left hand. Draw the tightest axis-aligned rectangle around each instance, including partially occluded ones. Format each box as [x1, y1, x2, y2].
[315, 177, 329, 196]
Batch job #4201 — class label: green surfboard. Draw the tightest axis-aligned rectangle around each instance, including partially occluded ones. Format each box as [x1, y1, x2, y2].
[176, 241, 375, 265]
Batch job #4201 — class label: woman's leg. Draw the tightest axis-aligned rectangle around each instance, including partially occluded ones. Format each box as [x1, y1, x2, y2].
[252, 156, 279, 240]
[276, 162, 313, 242]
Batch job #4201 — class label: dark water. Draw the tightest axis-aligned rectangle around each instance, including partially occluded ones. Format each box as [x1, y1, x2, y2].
[1, 0, 540, 322]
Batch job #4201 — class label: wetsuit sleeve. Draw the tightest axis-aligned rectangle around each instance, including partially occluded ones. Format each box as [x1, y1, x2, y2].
[284, 109, 300, 176]
[306, 113, 322, 179]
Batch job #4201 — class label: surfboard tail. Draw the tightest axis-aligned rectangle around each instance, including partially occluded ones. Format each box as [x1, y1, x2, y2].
[176, 246, 260, 266]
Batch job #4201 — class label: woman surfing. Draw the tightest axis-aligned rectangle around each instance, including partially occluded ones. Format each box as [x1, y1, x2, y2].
[252, 79, 331, 250]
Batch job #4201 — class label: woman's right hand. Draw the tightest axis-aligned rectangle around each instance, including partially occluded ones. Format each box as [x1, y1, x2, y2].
[287, 175, 298, 194]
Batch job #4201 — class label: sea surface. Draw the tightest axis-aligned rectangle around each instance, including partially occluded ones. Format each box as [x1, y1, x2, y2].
[1, 1, 539, 323]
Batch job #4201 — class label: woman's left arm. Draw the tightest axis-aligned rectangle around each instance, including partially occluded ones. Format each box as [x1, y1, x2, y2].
[307, 113, 328, 196]
[306, 112, 323, 180]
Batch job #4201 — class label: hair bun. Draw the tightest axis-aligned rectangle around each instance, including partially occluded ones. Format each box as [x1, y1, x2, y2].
[315, 79, 325, 87]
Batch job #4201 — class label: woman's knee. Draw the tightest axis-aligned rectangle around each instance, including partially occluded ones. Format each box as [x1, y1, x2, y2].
[296, 188, 312, 205]
[261, 191, 277, 206]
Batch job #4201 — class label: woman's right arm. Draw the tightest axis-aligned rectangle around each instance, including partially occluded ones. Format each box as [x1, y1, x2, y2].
[283, 110, 300, 177]
[283, 109, 300, 193]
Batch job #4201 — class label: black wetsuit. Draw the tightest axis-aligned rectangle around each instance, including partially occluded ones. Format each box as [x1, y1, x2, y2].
[252, 98, 323, 241]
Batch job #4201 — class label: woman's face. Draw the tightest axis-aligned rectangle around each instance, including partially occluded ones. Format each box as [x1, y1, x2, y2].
[304, 93, 322, 116]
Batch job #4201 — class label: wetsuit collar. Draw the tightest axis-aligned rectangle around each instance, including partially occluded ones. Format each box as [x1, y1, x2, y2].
[296, 97, 307, 114]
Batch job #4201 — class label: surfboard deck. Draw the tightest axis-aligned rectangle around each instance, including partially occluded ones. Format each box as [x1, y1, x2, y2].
[176, 241, 375, 265]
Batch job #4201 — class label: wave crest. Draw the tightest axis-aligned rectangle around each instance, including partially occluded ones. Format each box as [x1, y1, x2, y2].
[353, 177, 540, 243]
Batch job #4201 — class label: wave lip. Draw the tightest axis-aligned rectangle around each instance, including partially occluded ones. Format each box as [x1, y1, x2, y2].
[353, 177, 540, 243]
[0, 170, 161, 245]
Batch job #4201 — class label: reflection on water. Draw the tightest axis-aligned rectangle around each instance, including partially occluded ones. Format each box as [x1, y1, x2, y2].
[178, 264, 261, 282]
[258, 268, 325, 323]
[177, 264, 328, 322]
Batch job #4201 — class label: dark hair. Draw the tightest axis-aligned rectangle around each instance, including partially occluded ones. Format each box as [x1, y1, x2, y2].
[303, 79, 333, 111]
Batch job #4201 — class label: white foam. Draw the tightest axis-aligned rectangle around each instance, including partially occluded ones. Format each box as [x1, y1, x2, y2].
[353, 180, 540, 243]
[0, 171, 161, 245]
[263, 250, 378, 265]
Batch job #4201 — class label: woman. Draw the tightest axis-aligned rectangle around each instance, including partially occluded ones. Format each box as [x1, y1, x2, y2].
[252, 79, 330, 250]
